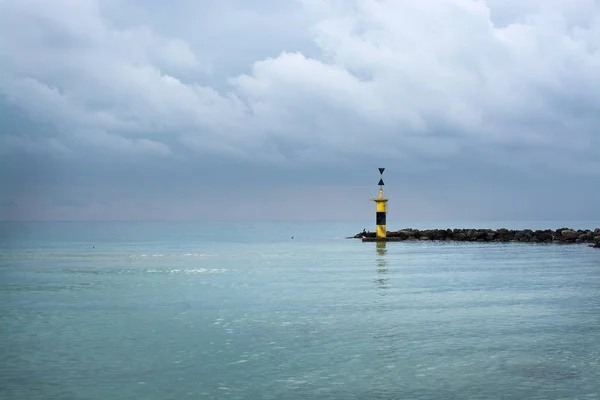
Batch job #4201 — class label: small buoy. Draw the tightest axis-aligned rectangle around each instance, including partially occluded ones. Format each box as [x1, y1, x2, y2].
[291, 236, 294, 239]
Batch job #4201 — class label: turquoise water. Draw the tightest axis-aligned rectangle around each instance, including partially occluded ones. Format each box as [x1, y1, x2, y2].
[1, 221, 600, 399]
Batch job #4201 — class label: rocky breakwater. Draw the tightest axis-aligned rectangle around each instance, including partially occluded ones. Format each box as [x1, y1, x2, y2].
[351, 228, 600, 247]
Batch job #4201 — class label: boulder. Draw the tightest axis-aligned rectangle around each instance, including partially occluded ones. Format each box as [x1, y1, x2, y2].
[454, 232, 466, 241]
[350, 227, 600, 245]
[534, 230, 553, 243]
[514, 230, 532, 242]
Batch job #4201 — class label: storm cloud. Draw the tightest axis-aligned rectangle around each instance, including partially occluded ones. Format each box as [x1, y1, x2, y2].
[1, 0, 599, 221]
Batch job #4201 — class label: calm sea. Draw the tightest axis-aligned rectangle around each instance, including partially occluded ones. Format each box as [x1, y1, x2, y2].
[1, 221, 599, 399]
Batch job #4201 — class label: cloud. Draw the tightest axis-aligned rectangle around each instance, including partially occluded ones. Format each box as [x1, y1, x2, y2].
[1, 0, 600, 221]
[1, 0, 599, 173]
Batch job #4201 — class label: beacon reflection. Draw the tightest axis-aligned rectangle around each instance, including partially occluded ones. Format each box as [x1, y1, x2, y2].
[375, 241, 388, 291]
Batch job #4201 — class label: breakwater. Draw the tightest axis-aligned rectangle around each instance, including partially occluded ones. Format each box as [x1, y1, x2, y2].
[350, 228, 600, 247]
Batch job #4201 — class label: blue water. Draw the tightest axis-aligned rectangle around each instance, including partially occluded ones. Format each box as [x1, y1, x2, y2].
[1, 221, 600, 399]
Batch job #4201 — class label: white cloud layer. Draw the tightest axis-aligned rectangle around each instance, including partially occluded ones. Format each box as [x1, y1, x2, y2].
[1, 0, 599, 173]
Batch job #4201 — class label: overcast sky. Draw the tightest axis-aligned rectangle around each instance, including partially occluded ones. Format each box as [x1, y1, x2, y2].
[1, 0, 599, 222]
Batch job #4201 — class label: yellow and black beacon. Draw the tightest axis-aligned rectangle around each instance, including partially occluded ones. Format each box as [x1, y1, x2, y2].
[372, 168, 388, 239]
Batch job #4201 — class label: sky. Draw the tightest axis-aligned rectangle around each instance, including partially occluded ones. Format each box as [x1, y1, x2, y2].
[1, 0, 599, 223]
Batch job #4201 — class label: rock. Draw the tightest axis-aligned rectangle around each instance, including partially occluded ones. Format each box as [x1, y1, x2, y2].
[353, 231, 375, 238]
[555, 228, 579, 243]
[515, 230, 532, 242]
[350, 227, 600, 246]
[578, 233, 592, 242]
[534, 230, 553, 243]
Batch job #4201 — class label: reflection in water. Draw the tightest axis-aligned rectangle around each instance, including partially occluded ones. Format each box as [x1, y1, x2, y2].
[373, 241, 397, 363]
[375, 241, 388, 291]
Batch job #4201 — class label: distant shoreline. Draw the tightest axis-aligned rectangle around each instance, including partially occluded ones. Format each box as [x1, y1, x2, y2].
[349, 227, 600, 248]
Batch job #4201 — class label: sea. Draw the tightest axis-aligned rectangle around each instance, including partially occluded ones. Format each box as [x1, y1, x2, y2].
[1, 221, 599, 400]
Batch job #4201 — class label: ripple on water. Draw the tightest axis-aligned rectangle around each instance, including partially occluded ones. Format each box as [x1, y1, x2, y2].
[51, 267, 229, 276]
[2, 228, 600, 400]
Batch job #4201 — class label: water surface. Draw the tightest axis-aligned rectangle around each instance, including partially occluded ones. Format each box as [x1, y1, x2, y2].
[1, 221, 599, 399]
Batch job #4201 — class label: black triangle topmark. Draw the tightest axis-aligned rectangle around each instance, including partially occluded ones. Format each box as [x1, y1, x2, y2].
[378, 168, 385, 175]
[378, 179, 385, 186]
